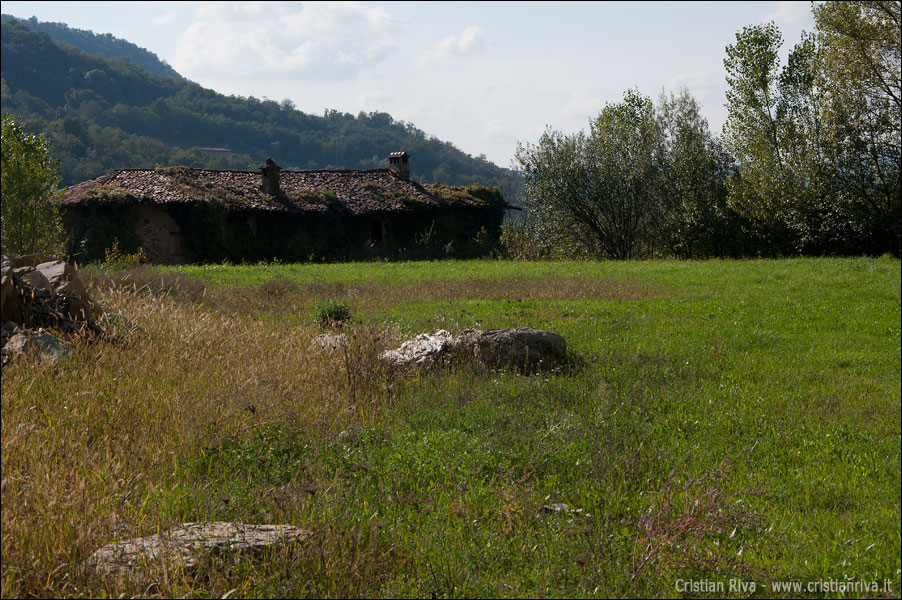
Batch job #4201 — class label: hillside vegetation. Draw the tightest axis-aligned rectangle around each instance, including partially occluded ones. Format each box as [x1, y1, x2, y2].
[0, 16, 518, 193]
[2, 258, 899, 597]
[4, 15, 181, 78]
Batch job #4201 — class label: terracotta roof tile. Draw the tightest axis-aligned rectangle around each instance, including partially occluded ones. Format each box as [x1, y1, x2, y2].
[60, 167, 489, 216]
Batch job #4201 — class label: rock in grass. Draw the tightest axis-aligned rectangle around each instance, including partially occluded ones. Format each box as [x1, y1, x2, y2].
[86, 522, 310, 579]
[380, 327, 566, 372]
[3, 328, 68, 364]
[35, 260, 94, 309]
[1, 263, 23, 323]
[540, 503, 593, 518]
[379, 329, 455, 369]
[1, 254, 104, 367]
[453, 327, 567, 371]
[312, 333, 349, 351]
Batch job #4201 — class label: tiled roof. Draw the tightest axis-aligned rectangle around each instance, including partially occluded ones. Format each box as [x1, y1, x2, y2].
[60, 167, 488, 216]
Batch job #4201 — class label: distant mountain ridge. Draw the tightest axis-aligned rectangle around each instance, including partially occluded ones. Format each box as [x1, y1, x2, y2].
[0, 15, 520, 199]
[3, 14, 182, 79]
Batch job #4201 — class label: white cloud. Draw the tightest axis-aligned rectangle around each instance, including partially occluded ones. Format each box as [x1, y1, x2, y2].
[417, 25, 486, 65]
[559, 91, 604, 120]
[152, 10, 177, 26]
[761, 1, 811, 26]
[666, 72, 723, 105]
[482, 119, 516, 145]
[173, 1, 400, 82]
[357, 89, 391, 108]
[667, 71, 719, 92]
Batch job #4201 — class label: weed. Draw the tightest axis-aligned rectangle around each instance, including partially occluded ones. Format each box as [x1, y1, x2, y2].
[312, 299, 353, 328]
[101, 239, 147, 272]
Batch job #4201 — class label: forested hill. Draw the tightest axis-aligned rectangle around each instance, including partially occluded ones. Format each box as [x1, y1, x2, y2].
[0, 16, 518, 194]
[3, 15, 181, 79]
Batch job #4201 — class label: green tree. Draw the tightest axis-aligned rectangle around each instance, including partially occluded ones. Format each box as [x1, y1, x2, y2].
[813, 0, 900, 254]
[723, 22, 798, 251]
[657, 89, 736, 257]
[1, 115, 66, 256]
[814, 1, 900, 113]
[725, 5, 901, 255]
[515, 89, 665, 259]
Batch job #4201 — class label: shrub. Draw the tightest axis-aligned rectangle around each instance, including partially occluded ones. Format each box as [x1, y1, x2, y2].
[312, 299, 352, 327]
[102, 239, 147, 271]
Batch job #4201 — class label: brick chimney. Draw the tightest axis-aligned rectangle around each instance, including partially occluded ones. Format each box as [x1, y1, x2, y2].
[388, 151, 409, 181]
[260, 158, 281, 196]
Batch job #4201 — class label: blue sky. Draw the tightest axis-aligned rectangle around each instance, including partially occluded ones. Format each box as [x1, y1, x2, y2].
[0, 1, 816, 169]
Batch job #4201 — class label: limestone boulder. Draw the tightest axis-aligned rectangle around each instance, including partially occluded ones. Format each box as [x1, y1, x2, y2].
[3, 328, 68, 364]
[35, 260, 94, 320]
[379, 329, 455, 369]
[1, 255, 104, 365]
[452, 327, 567, 371]
[15, 267, 53, 293]
[5, 253, 58, 269]
[380, 327, 567, 372]
[1, 264, 23, 323]
[35, 260, 92, 304]
[86, 522, 310, 579]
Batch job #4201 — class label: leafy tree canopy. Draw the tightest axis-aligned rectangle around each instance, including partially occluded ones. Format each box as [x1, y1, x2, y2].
[1, 115, 65, 256]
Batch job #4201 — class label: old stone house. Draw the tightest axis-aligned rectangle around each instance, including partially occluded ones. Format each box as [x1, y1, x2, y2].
[59, 153, 507, 264]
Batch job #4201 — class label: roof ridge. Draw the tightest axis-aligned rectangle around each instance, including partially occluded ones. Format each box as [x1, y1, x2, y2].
[105, 167, 397, 175]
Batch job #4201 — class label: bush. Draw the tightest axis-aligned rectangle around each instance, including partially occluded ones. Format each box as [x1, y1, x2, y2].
[102, 239, 147, 271]
[312, 299, 352, 327]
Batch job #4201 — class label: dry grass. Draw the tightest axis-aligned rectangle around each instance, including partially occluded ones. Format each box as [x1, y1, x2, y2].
[1, 281, 395, 597]
[85, 266, 667, 317]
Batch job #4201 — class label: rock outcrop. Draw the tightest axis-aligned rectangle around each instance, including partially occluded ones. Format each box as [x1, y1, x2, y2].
[1, 253, 100, 365]
[379, 329, 456, 369]
[86, 522, 310, 579]
[380, 327, 567, 372]
[453, 327, 568, 371]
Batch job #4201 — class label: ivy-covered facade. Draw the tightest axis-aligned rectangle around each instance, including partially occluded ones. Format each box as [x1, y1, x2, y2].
[59, 156, 507, 264]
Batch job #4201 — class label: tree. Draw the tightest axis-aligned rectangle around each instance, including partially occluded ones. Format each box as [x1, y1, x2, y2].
[723, 22, 799, 251]
[724, 5, 901, 255]
[1, 115, 66, 256]
[814, 1, 900, 113]
[813, 0, 900, 254]
[515, 89, 665, 259]
[657, 89, 736, 257]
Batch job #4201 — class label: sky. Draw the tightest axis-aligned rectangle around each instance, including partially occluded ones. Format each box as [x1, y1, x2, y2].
[0, 1, 816, 170]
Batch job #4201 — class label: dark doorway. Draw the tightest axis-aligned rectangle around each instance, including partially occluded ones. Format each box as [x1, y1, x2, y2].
[370, 219, 384, 245]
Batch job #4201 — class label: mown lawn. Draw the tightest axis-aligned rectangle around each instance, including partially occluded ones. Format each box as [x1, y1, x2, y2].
[2, 257, 899, 598]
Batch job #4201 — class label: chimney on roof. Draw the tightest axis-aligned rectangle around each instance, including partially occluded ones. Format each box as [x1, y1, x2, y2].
[388, 151, 409, 181]
[260, 158, 281, 196]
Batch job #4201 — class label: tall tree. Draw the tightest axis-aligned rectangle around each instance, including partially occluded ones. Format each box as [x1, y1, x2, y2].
[1, 115, 65, 256]
[657, 89, 735, 257]
[724, 5, 900, 255]
[813, 0, 900, 254]
[723, 22, 798, 251]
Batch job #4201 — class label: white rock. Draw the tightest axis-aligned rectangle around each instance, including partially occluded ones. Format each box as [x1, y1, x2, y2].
[380, 327, 567, 372]
[86, 522, 310, 578]
[379, 329, 455, 368]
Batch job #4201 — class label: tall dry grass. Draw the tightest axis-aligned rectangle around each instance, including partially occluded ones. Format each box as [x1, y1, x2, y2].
[1, 278, 395, 597]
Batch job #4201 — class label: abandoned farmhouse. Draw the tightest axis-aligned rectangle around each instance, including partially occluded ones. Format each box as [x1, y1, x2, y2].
[60, 153, 507, 264]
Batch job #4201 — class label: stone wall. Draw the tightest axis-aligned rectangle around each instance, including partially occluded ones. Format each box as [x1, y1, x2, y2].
[134, 205, 183, 264]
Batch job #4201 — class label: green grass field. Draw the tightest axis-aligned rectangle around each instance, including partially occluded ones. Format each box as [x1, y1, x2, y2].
[2, 257, 899, 597]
